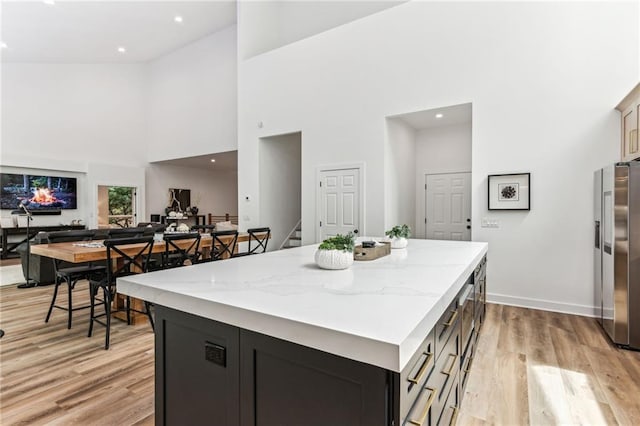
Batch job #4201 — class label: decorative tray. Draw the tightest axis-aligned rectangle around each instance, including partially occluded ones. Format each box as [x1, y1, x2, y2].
[354, 242, 391, 261]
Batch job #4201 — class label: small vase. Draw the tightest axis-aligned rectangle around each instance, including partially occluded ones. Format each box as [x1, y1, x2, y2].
[315, 249, 354, 270]
[390, 237, 408, 249]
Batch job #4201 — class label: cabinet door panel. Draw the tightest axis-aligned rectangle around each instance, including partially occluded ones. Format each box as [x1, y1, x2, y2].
[155, 306, 240, 426]
[240, 330, 394, 426]
[623, 106, 638, 160]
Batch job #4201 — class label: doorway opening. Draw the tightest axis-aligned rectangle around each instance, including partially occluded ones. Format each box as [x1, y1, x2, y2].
[97, 185, 137, 228]
[385, 103, 472, 240]
[259, 132, 301, 251]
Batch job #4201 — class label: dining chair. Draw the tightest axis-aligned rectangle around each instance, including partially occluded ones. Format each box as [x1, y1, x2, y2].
[45, 230, 106, 329]
[233, 227, 271, 257]
[162, 232, 201, 269]
[210, 230, 239, 261]
[88, 236, 155, 350]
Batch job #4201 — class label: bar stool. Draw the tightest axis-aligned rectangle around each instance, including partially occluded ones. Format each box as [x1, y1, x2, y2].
[45, 230, 106, 329]
[210, 230, 238, 261]
[233, 227, 271, 257]
[88, 236, 155, 349]
[162, 232, 201, 268]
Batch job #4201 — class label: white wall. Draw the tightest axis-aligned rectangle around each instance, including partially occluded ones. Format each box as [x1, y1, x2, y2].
[238, 1, 638, 316]
[1, 63, 149, 227]
[385, 117, 416, 230]
[1, 63, 148, 167]
[258, 132, 301, 251]
[238, 1, 405, 60]
[147, 26, 238, 162]
[414, 122, 472, 237]
[145, 163, 238, 222]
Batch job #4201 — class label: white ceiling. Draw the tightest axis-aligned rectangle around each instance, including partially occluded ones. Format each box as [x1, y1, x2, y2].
[153, 150, 238, 172]
[0, 1, 237, 63]
[394, 103, 472, 130]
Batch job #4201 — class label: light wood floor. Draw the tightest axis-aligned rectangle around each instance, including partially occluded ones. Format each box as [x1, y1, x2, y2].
[0, 282, 154, 425]
[459, 304, 640, 425]
[1, 284, 640, 425]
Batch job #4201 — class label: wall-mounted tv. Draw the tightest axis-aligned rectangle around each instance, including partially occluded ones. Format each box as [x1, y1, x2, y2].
[0, 173, 77, 210]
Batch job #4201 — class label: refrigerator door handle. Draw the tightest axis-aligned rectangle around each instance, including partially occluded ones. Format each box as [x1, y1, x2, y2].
[595, 220, 600, 249]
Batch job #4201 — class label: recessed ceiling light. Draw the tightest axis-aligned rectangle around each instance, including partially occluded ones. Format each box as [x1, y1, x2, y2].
[174, 16, 184, 23]
[117, 46, 126, 54]
[435, 113, 444, 119]
[1, 42, 7, 49]
[43, 0, 55, 5]
[210, 159, 216, 163]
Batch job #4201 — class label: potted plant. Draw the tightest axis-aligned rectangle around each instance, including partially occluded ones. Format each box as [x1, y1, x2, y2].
[315, 233, 355, 270]
[385, 224, 411, 249]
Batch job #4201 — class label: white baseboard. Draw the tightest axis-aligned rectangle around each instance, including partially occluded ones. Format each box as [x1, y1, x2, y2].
[487, 292, 597, 318]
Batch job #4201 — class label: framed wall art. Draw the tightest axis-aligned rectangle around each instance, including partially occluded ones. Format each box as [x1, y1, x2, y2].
[488, 173, 530, 210]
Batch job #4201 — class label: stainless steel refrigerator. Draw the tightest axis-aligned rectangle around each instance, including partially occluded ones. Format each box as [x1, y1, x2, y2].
[594, 162, 640, 349]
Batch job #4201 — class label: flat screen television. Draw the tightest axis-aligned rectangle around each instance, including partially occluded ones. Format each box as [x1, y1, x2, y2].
[0, 173, 77, 210]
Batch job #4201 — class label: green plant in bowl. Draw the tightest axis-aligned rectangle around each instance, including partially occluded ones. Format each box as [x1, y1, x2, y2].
[385, 225, 411, 239]
[315, 233, 355, 270]
[385, 225, 411, 249]
[318, 233, 355, 252]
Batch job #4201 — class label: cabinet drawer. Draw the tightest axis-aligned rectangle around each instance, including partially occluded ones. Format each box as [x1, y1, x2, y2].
[438, 372, 460, 426]
[431, 329, 460, 422]
[400, 330, 435, 420]
[404, 385, 437, 426]
[460, 334, 475, 395]
[435, 299, 460, 356]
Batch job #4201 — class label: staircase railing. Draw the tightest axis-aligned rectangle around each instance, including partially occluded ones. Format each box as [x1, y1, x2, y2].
[279, 219, 302, 250]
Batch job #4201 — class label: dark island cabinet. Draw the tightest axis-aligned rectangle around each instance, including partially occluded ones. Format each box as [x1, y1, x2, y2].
[155, 306, 400, 426]
[154, 256, 487, 426]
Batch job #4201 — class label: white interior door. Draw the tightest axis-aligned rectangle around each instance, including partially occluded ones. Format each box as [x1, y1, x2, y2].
[319, 169, 360, 240]
[425, 173, 471, 241]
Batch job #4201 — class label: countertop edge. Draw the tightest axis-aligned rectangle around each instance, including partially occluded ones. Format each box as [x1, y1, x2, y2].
[118, 241, 488, 373]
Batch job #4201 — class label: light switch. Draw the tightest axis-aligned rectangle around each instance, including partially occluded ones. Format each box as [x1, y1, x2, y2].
[481, 218, 500, 228]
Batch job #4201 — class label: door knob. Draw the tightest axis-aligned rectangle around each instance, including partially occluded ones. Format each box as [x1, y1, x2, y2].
[353, 229, 359, 235]
[466, 225, 471, 229]
[466, 219, 471, 222]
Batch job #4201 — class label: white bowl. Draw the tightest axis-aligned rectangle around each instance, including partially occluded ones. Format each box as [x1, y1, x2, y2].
[314, 249, 354, 270]
[389, 237, 408, 249]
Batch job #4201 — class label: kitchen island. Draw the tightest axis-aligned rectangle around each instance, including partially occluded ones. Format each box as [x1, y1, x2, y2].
[118, 239, 488, 426]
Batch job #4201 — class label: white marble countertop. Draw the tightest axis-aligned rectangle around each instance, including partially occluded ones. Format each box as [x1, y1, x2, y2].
[118, 239, 488, 372]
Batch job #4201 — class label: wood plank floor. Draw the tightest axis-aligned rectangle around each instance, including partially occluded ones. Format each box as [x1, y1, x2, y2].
[1, 283, 640, 425]
[0, 282, 154, 425]
[458, 304, 640, 425]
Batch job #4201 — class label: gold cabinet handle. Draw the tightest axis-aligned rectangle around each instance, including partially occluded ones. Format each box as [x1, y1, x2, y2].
[443, 310, 458, 327]
[408, 352, 433, 385]
[442, 353, 458, 376]
[464, 355, 474, 374]
[450, 406, 459, 426]
[408, 387, 436, 426]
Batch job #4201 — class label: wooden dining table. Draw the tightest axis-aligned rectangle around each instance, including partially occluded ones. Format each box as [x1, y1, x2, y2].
[31, 233, 255, 324]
